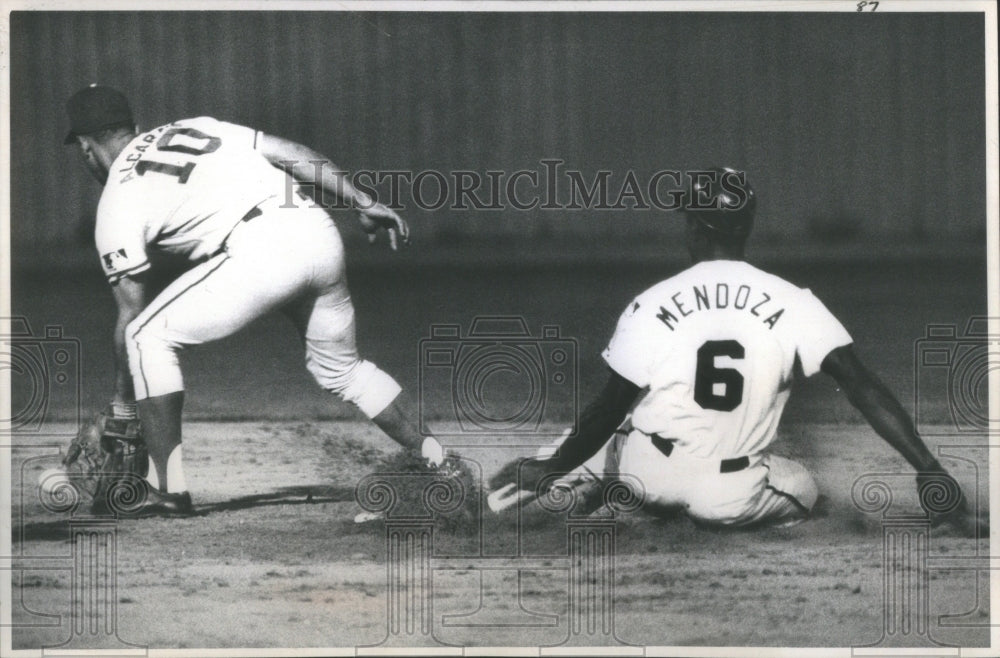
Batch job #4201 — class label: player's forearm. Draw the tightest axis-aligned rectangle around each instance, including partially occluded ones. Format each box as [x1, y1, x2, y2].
[551, 405, 626, 471]
[823, 346, 940, 473]
[296, 152, 368, 206]
[550, 372, 640, 471]
[846, 378, 939, 472]
[112, 315, 136, 404]
[265, 138, 371, 208]
[108, 276, 147, 404]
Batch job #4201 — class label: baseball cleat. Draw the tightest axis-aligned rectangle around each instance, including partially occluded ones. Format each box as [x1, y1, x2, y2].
[354, 511, 383, 524]
[135, 490, 195, 518]
[487, 483, 537, 513]
[93, 488, 195, 518]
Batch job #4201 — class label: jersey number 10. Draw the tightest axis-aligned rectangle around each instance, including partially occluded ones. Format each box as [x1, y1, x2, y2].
[134, 127, 222, 184]
[694, 340, 745, 412]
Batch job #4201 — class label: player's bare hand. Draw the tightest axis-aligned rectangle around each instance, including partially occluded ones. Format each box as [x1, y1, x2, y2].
[357, 203, 409, 251]
[917, 471, 988, 538]
[928, 493, 989, 537]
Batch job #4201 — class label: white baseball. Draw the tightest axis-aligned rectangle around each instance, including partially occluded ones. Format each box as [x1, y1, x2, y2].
[38, 468, 70, 495]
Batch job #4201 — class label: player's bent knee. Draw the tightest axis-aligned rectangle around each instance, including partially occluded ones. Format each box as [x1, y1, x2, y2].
[307, 357, 402, 418]
[765, 454, 819, 512]
[125, 320, 174, 363]
[125, 319, 184, 399]
[124, 316, 144, 352]
[798, 473, 819, 512]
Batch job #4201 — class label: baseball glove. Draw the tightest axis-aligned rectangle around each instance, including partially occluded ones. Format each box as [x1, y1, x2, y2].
[361, 449, 480, 531]
[63, 407, 148, 515]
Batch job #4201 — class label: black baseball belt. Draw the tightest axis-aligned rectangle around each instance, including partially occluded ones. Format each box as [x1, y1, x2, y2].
[213, 205, 265, 257]
[241, 205, 264, 222]
[649, 434, 750, 474]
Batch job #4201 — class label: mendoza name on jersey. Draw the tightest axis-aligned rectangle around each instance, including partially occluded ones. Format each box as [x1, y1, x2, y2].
[656, 283, 785, 331]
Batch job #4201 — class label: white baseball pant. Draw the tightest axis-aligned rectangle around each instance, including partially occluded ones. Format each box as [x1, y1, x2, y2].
[545, 423, 818, 527]
[124, 197, 401, 417]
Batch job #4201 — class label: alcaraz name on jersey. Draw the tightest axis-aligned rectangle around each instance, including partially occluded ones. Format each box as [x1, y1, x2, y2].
[94, 116, 291, 283]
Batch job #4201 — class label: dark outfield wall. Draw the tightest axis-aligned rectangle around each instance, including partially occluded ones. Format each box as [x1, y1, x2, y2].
[8, 11, 986, 262]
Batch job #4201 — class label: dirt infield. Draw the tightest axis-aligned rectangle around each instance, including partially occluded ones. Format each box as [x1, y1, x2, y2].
[8, 257, 990, 650]
[10, 420, 990, 650]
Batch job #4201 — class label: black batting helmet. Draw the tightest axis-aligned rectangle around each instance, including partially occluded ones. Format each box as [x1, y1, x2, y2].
[685, 167, 756, 239]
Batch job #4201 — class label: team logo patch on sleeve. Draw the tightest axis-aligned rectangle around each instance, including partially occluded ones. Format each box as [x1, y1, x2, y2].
[101, 248, 128, 271]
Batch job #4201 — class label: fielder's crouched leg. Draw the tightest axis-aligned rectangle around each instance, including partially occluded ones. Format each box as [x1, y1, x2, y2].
[305, 350, 402, 420]
[125, 320, 193, 516]
[305, 339, 460, 470]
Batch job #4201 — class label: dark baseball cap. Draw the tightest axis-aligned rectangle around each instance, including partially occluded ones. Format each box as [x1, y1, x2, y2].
[64, 84, 134, 144]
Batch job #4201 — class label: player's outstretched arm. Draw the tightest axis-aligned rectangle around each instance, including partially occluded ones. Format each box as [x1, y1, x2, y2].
[821, 345, 984, 535]
[258, 133, 409, 250]
[821, 345, 937, 471]
[489, 369, 640, 493]
[65, 274, 149, 471]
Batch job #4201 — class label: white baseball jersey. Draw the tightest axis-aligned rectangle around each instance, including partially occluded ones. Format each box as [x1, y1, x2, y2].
[94, 116, 290, 282]
[602, 259, 852, 459]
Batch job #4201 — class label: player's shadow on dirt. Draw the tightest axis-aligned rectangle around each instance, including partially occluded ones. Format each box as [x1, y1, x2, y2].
[14, 520, 78, 543]
[196, 485, 356, 514]
[16, 486, 358, 542]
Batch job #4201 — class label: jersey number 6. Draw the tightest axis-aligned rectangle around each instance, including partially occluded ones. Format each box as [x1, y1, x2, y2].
[134, 127, 222, 184]
[694, 339, 745, 412]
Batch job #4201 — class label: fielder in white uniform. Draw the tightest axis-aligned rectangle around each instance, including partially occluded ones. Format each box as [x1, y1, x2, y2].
[66, 85, 445, 515]
[491, 168, 981, 532]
